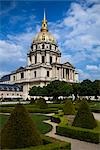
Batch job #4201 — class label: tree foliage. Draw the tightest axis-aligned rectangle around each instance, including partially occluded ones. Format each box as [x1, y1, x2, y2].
[72, 100, 97, 129]
[29, 80, 72, 98]
[29, 79, 100, 99]
[0, 104, 43, 149]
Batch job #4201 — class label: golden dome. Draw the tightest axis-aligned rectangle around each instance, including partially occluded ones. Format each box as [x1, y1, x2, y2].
[33, 11, 57, 44]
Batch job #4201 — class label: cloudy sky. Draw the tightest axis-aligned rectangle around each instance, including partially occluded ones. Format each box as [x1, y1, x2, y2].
[0, 0, 100, 80]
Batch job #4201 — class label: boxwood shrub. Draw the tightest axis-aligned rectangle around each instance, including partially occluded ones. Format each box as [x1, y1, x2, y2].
[56, 125, 100, 143]
[11, 136, 71, 150]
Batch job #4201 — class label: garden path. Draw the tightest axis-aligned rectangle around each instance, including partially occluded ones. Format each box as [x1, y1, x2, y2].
[44, 119, 100, 150]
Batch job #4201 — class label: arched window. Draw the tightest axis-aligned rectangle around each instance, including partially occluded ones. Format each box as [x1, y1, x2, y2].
[35, 55, 37, 64]
[34, 71, 36, 78]
[50, 56, 52, 64]
[42, 44, 45, 49]
[42, 56, 45, 63]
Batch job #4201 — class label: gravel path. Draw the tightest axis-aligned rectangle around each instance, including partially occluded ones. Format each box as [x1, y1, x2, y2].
[93, 113, 100, 121]
[44, 120, 100, 150]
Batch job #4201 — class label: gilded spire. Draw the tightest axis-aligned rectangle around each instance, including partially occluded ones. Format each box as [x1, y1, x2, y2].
[44, 9, 46, 20]
[41, 10, 48, 32]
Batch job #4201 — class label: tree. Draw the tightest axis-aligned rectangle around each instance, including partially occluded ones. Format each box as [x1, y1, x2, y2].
[79, 79, 93, 96]
[93, 80, 100, 99]
[72, 83, 80, 100]
[63, 101, 75, 115]
[72, 100, 97, 129]
[29, 80, 73, 101]
[0, 104, 42, 149]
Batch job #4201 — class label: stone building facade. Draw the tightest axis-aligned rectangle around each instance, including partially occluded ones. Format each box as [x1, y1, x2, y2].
[0, 12, 79, 100]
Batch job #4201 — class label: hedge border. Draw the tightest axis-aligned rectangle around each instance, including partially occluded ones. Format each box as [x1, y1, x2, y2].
[56, 125, 100, 144]
[14, 136, 71, 150]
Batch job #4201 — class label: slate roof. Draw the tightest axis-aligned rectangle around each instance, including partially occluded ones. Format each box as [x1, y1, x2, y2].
[0, 84, 23, 92]
[0, 75, 10, 82]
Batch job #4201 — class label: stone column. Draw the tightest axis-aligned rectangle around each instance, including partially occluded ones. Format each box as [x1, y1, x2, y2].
[37, 53, 41, 63]
[32, 55, 35, 64]
[57, 56, 61, 63]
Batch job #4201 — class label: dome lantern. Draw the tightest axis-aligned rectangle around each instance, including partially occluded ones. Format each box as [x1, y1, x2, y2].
[41, 10, 48, 32]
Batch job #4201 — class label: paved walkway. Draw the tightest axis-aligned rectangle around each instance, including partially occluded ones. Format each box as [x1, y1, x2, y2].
[44, 120, 100, 150]
[93, 113, 100, 121]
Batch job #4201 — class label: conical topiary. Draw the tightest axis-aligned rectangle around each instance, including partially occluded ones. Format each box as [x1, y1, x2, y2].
[72, 100, 97, 129]
[63, 101, 75, 115]
[35, 98, 48, 109]
[0, 104, 43, 149]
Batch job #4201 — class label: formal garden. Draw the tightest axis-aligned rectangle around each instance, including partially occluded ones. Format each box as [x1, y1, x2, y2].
[0, 79, 100, 149]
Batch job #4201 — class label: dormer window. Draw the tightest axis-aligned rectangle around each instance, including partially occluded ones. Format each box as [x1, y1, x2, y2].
[21, 72, 24, 79]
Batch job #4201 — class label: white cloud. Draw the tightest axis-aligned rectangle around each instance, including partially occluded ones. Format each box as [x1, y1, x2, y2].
[0, 40, 22, 59]
[86, 64, 100, 71]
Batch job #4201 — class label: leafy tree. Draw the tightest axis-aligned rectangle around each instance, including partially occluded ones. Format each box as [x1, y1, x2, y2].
[0, 104, 43, 149]
[72, 100, 97, 129]
[29, 80, 73, 101]
[79, 79, 93, 96]
[72, 83, 80, 100]
[93, 80, 100, 99]
[63, 100, 75, 115]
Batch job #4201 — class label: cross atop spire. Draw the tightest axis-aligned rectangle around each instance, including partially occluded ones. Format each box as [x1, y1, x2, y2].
[41, 9, 48, 32]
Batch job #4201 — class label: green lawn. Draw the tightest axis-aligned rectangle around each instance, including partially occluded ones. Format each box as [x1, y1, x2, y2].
[0, 114, 52, 134]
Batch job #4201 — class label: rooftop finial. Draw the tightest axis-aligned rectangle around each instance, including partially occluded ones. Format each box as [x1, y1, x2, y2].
[41, 9, 48, 32]
[44, 9, 46, 20]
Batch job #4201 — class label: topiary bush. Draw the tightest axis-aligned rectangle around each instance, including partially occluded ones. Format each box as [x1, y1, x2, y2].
[72, 100, 97, 129]
[35, 98, 48, 109]
[0, 104, 43, 149]
[63, 101, 75, 115]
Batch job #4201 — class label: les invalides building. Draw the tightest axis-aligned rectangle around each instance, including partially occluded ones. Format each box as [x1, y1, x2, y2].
[0, 12, 78, 100]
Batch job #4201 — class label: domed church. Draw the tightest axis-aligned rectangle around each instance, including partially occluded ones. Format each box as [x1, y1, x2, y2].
[0, 12, 78, 100]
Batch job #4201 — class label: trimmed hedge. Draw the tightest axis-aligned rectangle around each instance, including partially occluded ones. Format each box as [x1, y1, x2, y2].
[16, 136, 71, 150]
[72, 100, 97, 129]
[0, 107, 58, 114]
[0, 104, 43, 149]
[63, 101, 75, 115]
[56, 125, 100, 144]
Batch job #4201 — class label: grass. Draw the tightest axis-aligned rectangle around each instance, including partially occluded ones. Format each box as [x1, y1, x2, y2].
[94, 121, 100, 132]
[0, 114, 52, 134]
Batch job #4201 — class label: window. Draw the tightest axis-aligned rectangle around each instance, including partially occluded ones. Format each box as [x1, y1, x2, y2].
[34, 71, 36, 78]
[21, 72, 24, 79]
[63, 69, 64, 78]
[13, 76, 15, 81]
[47, 71, 49, 77]
[57, 67, 59, 70]
[42, 44, 45, 49]
[42, 56, 45, 63]
[29, 56, 31, 62]
[35, 55, 37, 64]
[50, 56, 52, 64]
